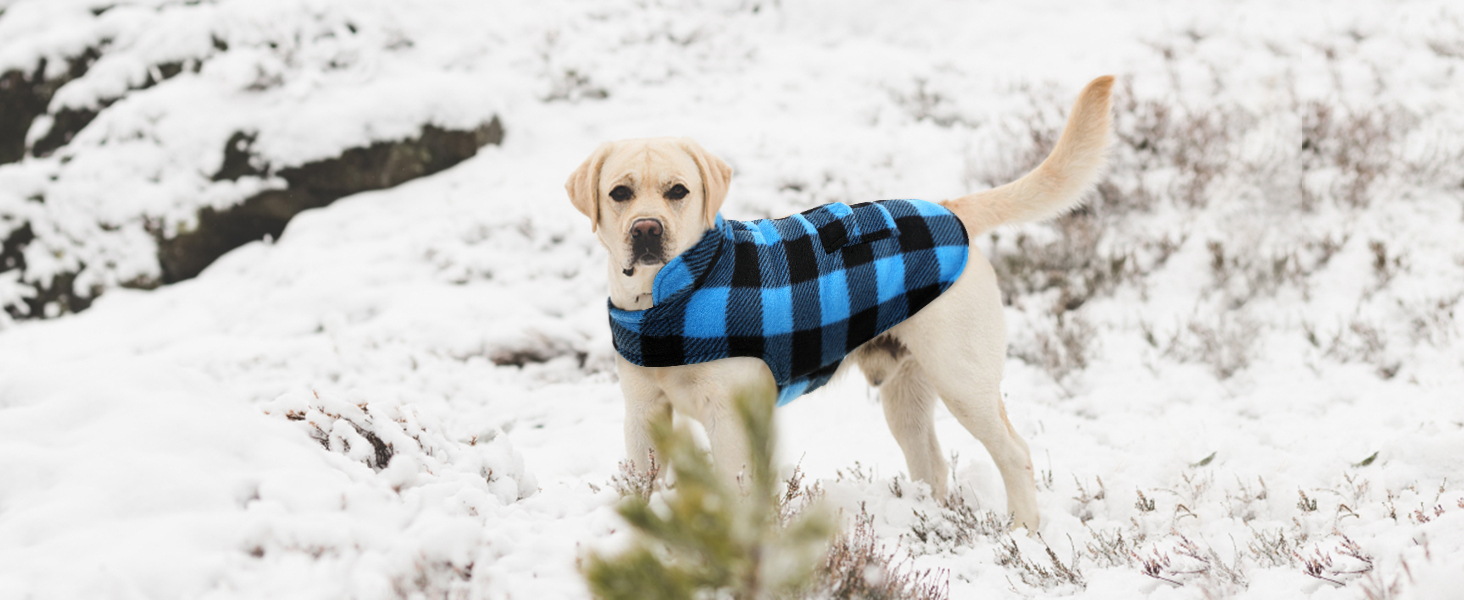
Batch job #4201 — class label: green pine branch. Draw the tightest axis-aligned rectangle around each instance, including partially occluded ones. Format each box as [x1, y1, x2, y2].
[584, 381, 835, 600]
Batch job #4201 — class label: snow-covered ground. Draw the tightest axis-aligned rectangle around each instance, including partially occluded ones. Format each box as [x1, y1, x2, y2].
[2, 0, 1463, 598]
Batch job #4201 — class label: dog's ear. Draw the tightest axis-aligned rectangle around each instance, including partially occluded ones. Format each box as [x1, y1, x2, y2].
[679, 138, 732, 229]
[565, 142, 614, 232]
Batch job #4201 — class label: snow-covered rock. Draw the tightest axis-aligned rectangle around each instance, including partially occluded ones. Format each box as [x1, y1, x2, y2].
[0, 0, 506, 319]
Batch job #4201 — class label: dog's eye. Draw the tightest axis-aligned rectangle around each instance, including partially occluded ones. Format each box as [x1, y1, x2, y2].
[665, 184, 689, 201]
[609, 186, 634, 202]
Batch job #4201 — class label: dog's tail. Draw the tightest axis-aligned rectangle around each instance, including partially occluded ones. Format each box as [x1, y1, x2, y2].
[942, 75, 1114, 235]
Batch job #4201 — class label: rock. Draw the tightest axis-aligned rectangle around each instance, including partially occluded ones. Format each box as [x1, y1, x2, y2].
[0, 26, 506, 320]
[156, 118, 504, 283]
[0, 49, 99, 165]
[0, 220, 100, 319]
[28, 61, 190, 158]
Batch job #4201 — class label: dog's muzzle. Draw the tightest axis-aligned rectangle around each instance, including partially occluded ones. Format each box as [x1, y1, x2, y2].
[630, 218, 665, 265]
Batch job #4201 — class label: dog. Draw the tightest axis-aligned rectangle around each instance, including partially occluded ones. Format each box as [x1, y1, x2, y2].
[565, 76, 1114, 530]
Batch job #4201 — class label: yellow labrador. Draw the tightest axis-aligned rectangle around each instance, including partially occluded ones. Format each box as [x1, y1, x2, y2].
[565, 76, 1114, 530]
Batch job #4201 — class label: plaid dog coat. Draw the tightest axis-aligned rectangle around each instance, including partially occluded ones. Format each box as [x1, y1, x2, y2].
[608, 199, 969, 406]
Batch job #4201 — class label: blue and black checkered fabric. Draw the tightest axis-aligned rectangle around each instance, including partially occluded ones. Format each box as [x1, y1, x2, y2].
[608, 199, 969, 406]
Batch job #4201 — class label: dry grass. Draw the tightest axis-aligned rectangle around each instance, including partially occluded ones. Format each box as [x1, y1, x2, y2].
[1133, 533, 1248, 594]
[1204, 233, 1348, 307]
[1010, 309, 1098, 383]
[278, 395, 396, 471]
[900, 461, 1089, 591]
[391, 559, 475, 600]
[907, 496, 1011, 556]
[834, 461, 880, 485]
[891, 464, 1461, 596]
[1147, 313, 1262, 379]
[1299, 101, 1412, 210]
[994, 534, 1086, 590]
[778, 462, 825, 526]
[958, 27, 1464, 386]
[906, 490, 1087, 591]
[1072, 476, 1106, 524]
[1404, 293, 1462, 347]
[1223, 477, 1269, 523]
[1110, 82, 1237, 211]
[889, 77, 980, 130]
[1367, 240, 1407, 296]
[1085, 525, 1133, 569]
[817, 506, 948, 600]
[603, 452, 663, 500]
[1306, 317, 1401, 380]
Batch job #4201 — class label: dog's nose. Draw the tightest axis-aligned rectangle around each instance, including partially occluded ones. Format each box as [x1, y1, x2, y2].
[631, 219, 663, 239]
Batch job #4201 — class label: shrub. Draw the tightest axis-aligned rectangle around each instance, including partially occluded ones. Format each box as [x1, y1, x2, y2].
[582, 382, 834, 600]
[818, 506, 948, 600]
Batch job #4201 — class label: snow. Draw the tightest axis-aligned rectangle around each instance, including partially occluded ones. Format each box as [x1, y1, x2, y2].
[2, 0, 1463, 598]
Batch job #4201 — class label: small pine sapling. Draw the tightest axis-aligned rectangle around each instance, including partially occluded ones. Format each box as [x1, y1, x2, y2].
[582, 381, 835, 600]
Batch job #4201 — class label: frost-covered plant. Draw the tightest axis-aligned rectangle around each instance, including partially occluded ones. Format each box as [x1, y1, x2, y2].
[903, 475, 1088, 591]
[1072, 476, 1107, 524]
[777, 462, 824, 527]
[907, 494, 1011, 556]
[1294, 532, 1375, 586]
[1011, 308, 1097, 383]
[607, 452, 663, 500]
[834, 460, 879, 484]
[1085, 526, 1133, 568]
[265, 390, 537, 502]
[995, 534, 1086, 590]
[1308, 318, 1401, 379]
[1205, 235, 1347, 307]
[818, 506, 948, 600]
[986, 212, 1120, 309]
[582, 382, 834, 600]
[1132, 534, 1246, 593]
[961, 25, 1464, 386]
[1158, 313, 1262, 379]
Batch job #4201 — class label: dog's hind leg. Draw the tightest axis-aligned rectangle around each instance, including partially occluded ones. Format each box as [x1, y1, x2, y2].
[897, 255, 1041, 531]
[920, 360, 1039, 531]
[869, 354, 950, 500]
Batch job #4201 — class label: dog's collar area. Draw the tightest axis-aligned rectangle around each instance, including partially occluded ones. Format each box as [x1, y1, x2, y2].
[645, 214, 729, 305]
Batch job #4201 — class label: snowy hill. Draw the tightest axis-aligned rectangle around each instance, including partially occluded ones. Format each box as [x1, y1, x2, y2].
[2, 1, 1462, 598]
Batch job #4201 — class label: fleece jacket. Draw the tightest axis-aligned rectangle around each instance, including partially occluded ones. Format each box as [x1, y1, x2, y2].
[608, 199, 969, 406]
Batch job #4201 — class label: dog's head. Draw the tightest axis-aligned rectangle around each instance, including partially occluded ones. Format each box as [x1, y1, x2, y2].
[565, 137, 732, 283]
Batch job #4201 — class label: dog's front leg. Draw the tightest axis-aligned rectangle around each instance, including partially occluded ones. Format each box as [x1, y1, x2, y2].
[700, 398, 751, 487]
[675, 358, 778, 490]
[652, 363, 751, 486]
[617, 357, 670, 473]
